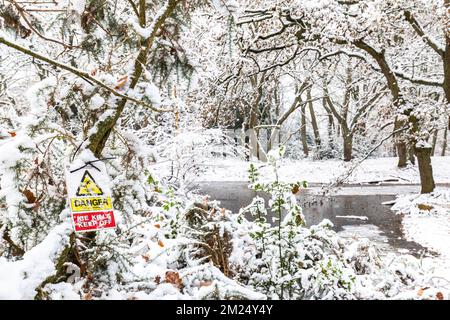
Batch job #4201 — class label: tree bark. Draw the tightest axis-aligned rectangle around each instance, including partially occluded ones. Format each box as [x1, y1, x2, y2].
[431, 129, 438, 155]
[408, 144, 416, 165]
[322, 82, 335, 140]
[87, 0, 180, 157]
[442, 119, 448, 156]
[342, 130, 353, 162]
[307, 89, 321, 147]
[394, 118, 408, 168]
[415, 147, 436, 193]
[268, 86, 281, 152]
[322, 89, 335, 152]
[396, 142, 408, 167]
[300, 103, 309, 157]
[443, 0, 450, 103]
[327, 112, 334, 141]
[248, 72, 268, 161]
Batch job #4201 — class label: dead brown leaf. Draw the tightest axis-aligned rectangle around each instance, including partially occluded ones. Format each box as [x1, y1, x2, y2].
[417, 287, 429, 297]
[417, 204, 434, 211]
[165, 271, 183, 289]
[22, 189, 36, 204]
[83, 292, 93, 300]
[115, 75, 128, 90]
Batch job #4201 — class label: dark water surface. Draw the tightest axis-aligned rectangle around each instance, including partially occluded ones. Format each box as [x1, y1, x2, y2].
[193, 182, 432, 257]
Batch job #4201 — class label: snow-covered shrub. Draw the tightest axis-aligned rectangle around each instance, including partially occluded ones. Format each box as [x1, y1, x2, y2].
[0, 76, 252, 300]
[231, 148, 358, 299]
[151, 127, 245, 191]
[151, 155, 361, 300]
[344, 239, 381, 275]
[0, 77, 69, 255]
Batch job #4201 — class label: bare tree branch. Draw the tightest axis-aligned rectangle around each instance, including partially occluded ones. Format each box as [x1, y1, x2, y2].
[0, 35, 171, 113]
[404, 10, 445, 57]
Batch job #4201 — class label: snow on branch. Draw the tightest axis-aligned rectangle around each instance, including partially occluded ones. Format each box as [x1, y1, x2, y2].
[319, 48, 443, 87]
[404, 10, 445, 58]
[128, 0, 172, 39]
[0, 35, 172, 113]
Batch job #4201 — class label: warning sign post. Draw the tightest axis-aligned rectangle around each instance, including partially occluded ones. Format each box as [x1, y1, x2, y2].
[66, 159, 117, 232]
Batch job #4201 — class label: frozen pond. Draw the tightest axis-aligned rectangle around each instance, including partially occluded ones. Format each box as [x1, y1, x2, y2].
[193, 182, 433, 258]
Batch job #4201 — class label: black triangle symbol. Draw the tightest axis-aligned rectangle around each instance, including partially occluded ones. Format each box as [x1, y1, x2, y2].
[75, 170, 104, 196]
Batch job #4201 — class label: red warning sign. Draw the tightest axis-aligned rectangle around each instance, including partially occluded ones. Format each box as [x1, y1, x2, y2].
[72, 211, 116, 232]
[66, 156, 117, 233]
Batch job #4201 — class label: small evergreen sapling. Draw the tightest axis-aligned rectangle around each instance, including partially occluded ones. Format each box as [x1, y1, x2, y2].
[238, 147, 356, 299]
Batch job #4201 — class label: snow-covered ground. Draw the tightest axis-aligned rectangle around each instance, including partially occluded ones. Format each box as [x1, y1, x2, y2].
[193, 156, 450, 185]
[390, 191, 450, 298]
[0, 221, 72, 299]
[393, 191, 450, 258]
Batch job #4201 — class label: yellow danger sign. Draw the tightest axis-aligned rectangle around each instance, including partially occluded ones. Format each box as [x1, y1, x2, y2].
[76, 170, 104, 196]
[70, 196, 112, 212]
[66, 158, 117, 232]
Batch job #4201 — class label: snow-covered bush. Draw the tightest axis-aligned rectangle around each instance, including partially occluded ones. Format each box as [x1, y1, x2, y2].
[0, 78, 69, 254]
[229, 148, 358, 299]
[151, 127, 245, 191]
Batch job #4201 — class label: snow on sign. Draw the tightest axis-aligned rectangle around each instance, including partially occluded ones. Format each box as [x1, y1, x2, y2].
[66, 158, 116, 232]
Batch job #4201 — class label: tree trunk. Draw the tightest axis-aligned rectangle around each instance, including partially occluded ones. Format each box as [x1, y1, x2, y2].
[307, 89, 321, 147]
[342, 129, 353, 162]
[443, 0, 450, 104]
[394, 116, 408, 167]
[415, 146, 436, 193]
[396, 142, 408, 167]
[327, 113, 334, 142]
[322, 92, 335, 151]
[301, 103, 309, 157]
[408, 144, 415, 165]
[88, 0, 180, 157]
[442, 119, 448, 156]
[268, 85, 281, 152]
[248, 73, 266, 161]
[248, 107, 258, 159]
[442, 0, 450, 155]
[431, 129, 438, 155]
